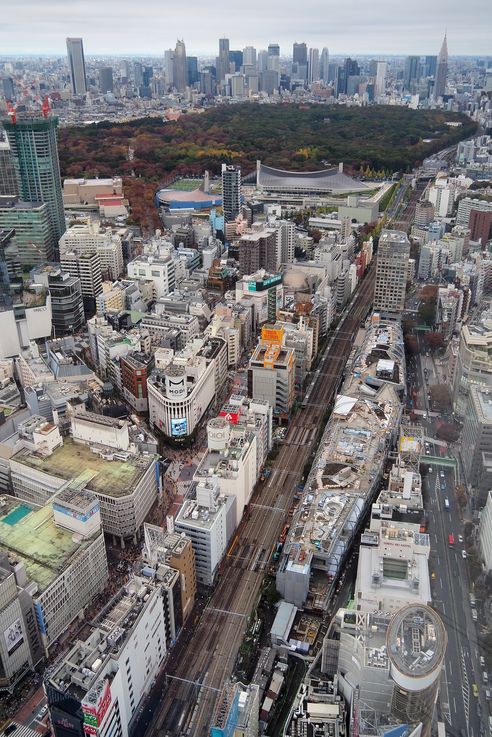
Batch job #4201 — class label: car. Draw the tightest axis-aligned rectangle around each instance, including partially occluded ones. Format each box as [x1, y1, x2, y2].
[472, 683, 479, 697]
[485, 688, 490, 701]
[39, 706, 48, 717]
[440, 472, 445, 478]
[431, 571, 436, 579]
[428, 467, 433, 473]
[459, 535, 464, 543]
[462, 550, 467, 559]
[472, 609, 478, 621]
[425, 450, 430, 455]
[481, 656, 486, 668]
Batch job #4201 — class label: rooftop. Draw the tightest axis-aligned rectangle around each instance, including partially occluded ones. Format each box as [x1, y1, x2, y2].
[257, 163, 370, 194]
[12, 437, 153, 498]
[0, 496, 100, 593]
[387, 604, 447, 677]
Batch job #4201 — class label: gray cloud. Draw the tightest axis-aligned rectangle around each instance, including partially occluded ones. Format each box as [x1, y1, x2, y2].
[1, 0, 491, 55]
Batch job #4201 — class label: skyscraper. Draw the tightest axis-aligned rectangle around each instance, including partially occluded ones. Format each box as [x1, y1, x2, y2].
[164, 49, 175, 87]
[434, 33, 448, 100]
[229, 50, 243, 72]
[0, 140, 18, 197]
[187, 57, 199, 85]
[373, 230, 410, 317]
[66, 37, 87, 95]
[374, 60, 387, 98]
[99, 67, 113, 93]
[2, 111, 66, 245]
[320, 47, 330, 84]
[243, 46, 257, 67]
[293, 42, 307, 66]
[221, 164, 241, 223]
[404, 55, 420, 90]
[217, 38, 230, 83]
[308, 48, 320, 83]
[267, 43, 280, 57]
[173, 40, 187, 92]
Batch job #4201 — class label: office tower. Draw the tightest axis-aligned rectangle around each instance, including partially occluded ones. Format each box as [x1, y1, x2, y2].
[424, 55, 437, 78]
[217, 37, 230, 83]
[173, 39, 187, 92]
[268, 43, 280, 57]
[373, 229, 410, 317]
[257, 50, 269, 73]
[120, 59, 131, 83]
[293, 42, 307, 66]
[404, 55, 420, 89]
[243, 46, 257, 67]
[229, 50, 243, 72]
[0, 140, 18, 197]
[164, 49, 174, 86]
[187, 56, 198, 85]
[374, 60, 387, 98]
[221, 164, 241, 223]
[434, 33, 448, 100]
[99, 66, 113, 93]
[308, 48, 320, 83]
[47, 271, 85, 335]
[344, 57, 360, 78]
[143, 65, 153, 87]
[2, 112, 66, 245]
[200, 71, 214, 96]
[1, 78, 15, 101]
[61, 251, 102, 315]
[133, 61, 143, 87]
[66, 37, 87, 95]
[259, 70, 279, 95]
[320, 47, 329, 83]
[0, 200, 55, 265]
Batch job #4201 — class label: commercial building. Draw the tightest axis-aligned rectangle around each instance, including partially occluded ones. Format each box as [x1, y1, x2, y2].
[235, 270, 283, 325]
[0, 141, 18, 197]
[325, 605, 446, 737]
[60, 223, 124, 281]
[0, 199, 55, 265]
[219, 394, 273, 476]
[337, 195, 378, 225]
[453, 311, 492, 417]
[373, 230, 410, 318]
[0, 288, 52, 359]
[61, 251, 103, 315]
[248, 328, 295, 415]
[127, 251, 176, 299]
[147, 345, 217, 441]
[48, 271, 85, 335]
[221, 164, 241, 223]
[0, 556, 36, 692]
[2, 113, 66, 245]
[456, 197, 492, 228]
[479, 490, 492, 573]
[433, 33, 448, 100]
[238, 228, 279, 275]
[435, 284, 464, 339]
[9, 409, 159, 544]
[120, 352, 154, 413]
[210, 682, 259, 737]
[277, 317, 405, 609]
[461, 385, 492, 501]
[194, 416, 257, 527]
[0, 492, 108, 653]
[45, 576, 166, 737]
[175, 477, 235, 585]
[62, 177, 124, 207]
[66, 37, 88, 95]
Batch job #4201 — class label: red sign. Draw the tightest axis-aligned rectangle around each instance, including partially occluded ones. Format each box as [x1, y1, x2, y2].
[220, 411, 239, 424]
[84, 725, 97, 736]
[97, 681, 112, 725]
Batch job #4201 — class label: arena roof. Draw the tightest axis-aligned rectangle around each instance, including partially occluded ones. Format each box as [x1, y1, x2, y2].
[156, 188, 222, 210]
[257, 163, 371, 194]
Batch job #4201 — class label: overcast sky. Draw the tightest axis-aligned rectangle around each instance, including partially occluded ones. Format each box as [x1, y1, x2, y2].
[1, 0, 491, 56]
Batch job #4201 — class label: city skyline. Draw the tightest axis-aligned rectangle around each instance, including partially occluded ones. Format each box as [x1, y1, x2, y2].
[1, 0, 491, 56]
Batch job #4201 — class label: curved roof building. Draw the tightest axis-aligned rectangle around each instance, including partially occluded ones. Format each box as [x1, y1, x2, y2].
[256, 161, 370, 194]
[156, 188, 222, 211]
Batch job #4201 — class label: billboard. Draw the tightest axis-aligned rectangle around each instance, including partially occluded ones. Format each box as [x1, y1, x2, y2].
[220, 411, 239, 424]
[247, 275, 282, 291]
[171, 417, 188, 437]
[4, 618, 24, 655]
[261, 326, 283, 344]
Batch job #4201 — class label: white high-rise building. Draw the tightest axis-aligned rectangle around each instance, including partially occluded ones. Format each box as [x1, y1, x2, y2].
[66, 37, 87, 95]
[59, 222, 123, 280]
[308, 48, 320, 83]
[320, 47, 330, 84]
[374, 60, 388, 98]
[243, 46, 257, 67]
[221, 164, 241, 223]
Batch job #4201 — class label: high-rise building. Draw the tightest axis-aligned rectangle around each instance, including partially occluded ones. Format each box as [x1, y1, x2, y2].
[173, 40, 187, 92]
[66, 37, 87, 95]
[229, 50, 243, 72]
[1, 78, 15, 101]
[187, 56, 199, 85]
[2, 112, 66, 245]
[293, 42, 307, 66]
[434, 33, 448, 100]
[267, 43, 280, 57]
[133, 61, 143, 87]
[0, 200, 55, 265]
[404, 55, 420, 89]
[424, 55, 437, 77]
[99, 66, 113, 93]
[0, 140, 18, 197]
[217, 37, 230, 83]
[308, 48, 320, 83]
[374, 60, 387, 98]
[243, 46, 257, 67]
[164, 50, 174, 86]
[257, 50, 269, 73]
[320, 47, 330, 84]
[47, 270, 85, 335]
[221, 164, 241, 223]
[373, 230, 410, 317]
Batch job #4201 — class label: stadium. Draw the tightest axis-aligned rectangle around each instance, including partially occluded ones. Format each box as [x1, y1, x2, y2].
[256, 161, 371, 195]
[156, 177, 222, 211]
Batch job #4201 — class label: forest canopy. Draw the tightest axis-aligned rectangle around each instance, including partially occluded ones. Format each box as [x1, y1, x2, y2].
[58, 103, 476, 183]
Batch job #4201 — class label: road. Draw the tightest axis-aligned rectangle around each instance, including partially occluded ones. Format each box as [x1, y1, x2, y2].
[142, 265, 376, 737]
[391, 179, 427, 231]
[408, 346, 488, 737]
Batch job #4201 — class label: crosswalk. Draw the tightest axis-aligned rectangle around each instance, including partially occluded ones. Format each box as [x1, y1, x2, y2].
[461, 647, 470, 723]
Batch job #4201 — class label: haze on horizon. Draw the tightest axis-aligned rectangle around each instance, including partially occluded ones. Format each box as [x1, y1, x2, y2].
[1, 0, 491, 57]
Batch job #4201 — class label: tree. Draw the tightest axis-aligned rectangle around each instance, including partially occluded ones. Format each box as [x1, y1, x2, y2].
[455, 484, 467, 509]
[418, 302, 436, 326]
[425, 332, 445, 351]
[429, 384, 452, 412]
[420, 284, 438, 302]
[404, 334, 419, 355]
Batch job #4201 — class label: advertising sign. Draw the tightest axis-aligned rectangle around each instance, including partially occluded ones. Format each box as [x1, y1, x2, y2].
[171, 417, 188, 437]
[4, 619, 24, 655]
[220, 411, 239, 424]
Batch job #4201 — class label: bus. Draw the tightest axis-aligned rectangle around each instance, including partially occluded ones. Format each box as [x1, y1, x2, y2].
[437, 722, 446, 737]
[448, 533, 454, 547]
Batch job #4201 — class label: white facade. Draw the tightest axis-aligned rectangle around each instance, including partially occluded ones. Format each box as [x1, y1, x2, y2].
[148, 355, 215, 439]
[479, 490, 492, 572]
[127, 252, 176, 299]
[0, 295, 52, 360]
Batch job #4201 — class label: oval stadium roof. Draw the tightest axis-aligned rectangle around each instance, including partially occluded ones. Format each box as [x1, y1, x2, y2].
[257, 163, 371, 194]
